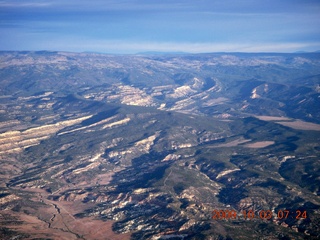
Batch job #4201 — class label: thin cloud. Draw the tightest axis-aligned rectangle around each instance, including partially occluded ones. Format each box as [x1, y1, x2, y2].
[0, 1, 52, 8]
[0, 0, 187, 12]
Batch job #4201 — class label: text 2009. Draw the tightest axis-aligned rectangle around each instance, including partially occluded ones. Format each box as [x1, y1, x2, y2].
[212, 209, 307, 220]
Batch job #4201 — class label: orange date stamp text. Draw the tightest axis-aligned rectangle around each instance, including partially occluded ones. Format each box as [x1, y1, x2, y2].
[212, 209, 308, 220]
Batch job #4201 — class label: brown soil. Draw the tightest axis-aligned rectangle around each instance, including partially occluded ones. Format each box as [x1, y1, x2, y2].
[210, 138, 251, 148]
[255, 115, 291, 121]
[0, 184, 131, 240]
[2, 208, 131, 240]
[276, 120, 320, 131]
[244, 141, 275, 148]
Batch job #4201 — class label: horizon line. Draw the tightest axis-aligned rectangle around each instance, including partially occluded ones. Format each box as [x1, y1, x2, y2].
[1, 49, 320, 55]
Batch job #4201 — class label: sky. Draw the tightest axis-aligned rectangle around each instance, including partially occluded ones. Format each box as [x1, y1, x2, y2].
[0, 0, 320, 53]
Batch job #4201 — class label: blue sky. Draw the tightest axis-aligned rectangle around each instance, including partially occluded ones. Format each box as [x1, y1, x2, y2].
[0, 0, 320, 53]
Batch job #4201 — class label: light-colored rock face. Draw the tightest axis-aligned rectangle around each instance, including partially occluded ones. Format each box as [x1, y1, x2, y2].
[102, 118, 131, 129]
[162, 154, 181, 162]
[117, 85, 155, 107]
[169, 85, 196, 98]
[0, 193, 20, 204]
[0, 115, 92, 154]
[106, 132, 161, 166]
[216, 169, 241, 179]
[134, 134, 158, 152]
[73, 161, 101, 175]
[250, 88, 260, 99]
